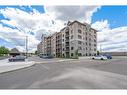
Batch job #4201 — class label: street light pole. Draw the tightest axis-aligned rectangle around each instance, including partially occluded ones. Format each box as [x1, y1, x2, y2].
[26, 36, 28, 59]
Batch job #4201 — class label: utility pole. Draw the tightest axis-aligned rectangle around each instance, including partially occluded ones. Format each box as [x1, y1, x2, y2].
[26, 36, 28, 59]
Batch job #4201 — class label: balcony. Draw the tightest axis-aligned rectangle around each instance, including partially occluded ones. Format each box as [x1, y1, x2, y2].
[65, 44, 69, 47]
[65, 33, 69, 36]
[65, 39, 69, 42]
[65, 48, 70, 52]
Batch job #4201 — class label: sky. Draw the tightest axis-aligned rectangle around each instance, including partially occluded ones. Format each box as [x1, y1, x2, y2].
[0, 5, 127, 52]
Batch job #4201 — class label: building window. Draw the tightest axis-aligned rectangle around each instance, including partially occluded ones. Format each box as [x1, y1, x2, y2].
[94, 44, 96, 47]
[78, 35, 82, 39]
[63, 34, 64, 37]
[71, 53, 73, 56]
[63, 39, 64, 42]
[89, 43, 91, 46]
[89, 38, 91, 41]
[78, 41, 82, 45]
[71, 47, 74, 50]
[86, 42, 87, 45]
[94, 39, 96, 42]
[86, 47, 87, 50]
[78, 29, 82, 34]
[71, 35, 73, 39]
[86, 37, 87, 40]
[94, 48, 96, 51]
[63, 48, 64, 51]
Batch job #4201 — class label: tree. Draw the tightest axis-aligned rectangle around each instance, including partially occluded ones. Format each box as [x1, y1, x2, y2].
[74, 49, 79, 59]
[97, 51, 100, 55]
[35, 50, 38, 55]
[0, 46, 10, 56]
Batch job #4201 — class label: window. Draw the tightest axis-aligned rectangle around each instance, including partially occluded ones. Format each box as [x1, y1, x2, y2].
[71, 47, 74, 50]
[86, 37, 87, 40]
[78, 41, 82, 45]
[89, 38, 91, 41]
[78, 35, 82, 39]
[78, 29, 82, 34]
[63, 48, 64, 51]
[94, 48, 96, 51]
[71, 53, 73, 56]
[71, 35, 73, 39]
[63, 34, 64, 37]
[86, 42, 87, 45]
[94, 44, 96, 47]
[86, 47, 87, 50]
[89, 43, 91, 46]
[94, 39, 96, 42]
[63, 39, 64, 42]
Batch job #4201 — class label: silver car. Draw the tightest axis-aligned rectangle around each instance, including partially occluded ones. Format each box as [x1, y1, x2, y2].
[92, 55, 107, 60]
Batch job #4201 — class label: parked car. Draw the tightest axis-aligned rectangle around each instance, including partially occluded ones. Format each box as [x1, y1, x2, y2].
[103, 54, 112, 59]
[92, 55, 107, 60]
[8, 55, 25, 62]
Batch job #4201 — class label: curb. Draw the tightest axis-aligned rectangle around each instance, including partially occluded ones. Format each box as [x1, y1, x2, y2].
[0, 61, 35, 74]
[35, 59, 78, 64]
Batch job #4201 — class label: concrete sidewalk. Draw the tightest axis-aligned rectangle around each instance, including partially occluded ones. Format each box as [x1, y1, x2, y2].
[0, 59, 35, 73]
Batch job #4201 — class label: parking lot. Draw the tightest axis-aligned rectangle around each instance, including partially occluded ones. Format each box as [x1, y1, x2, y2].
[0, 56, 127, 89]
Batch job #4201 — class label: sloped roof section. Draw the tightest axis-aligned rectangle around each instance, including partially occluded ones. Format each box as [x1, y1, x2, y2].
[10, 48, 20, 54]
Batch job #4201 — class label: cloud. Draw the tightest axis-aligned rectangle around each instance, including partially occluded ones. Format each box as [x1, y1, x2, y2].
[92, 20, 127, 52]
[0, 7, 53, 52]
[44, 6, 100, 24]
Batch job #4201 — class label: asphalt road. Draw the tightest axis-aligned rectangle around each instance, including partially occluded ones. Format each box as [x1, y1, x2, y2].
[0, 56, 127, 89]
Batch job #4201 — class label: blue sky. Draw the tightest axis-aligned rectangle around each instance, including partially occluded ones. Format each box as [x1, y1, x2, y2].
[92, 6, 127, 29]
[0, 5, 127, 52]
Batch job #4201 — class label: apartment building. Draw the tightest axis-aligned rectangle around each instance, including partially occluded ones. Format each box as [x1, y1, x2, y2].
[37, 42, 44, 54]
[51, 33, 57, 57]
[37, 20, 97, 58]
[61, 21, 97, 58]
[56, 32, 62, 57]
